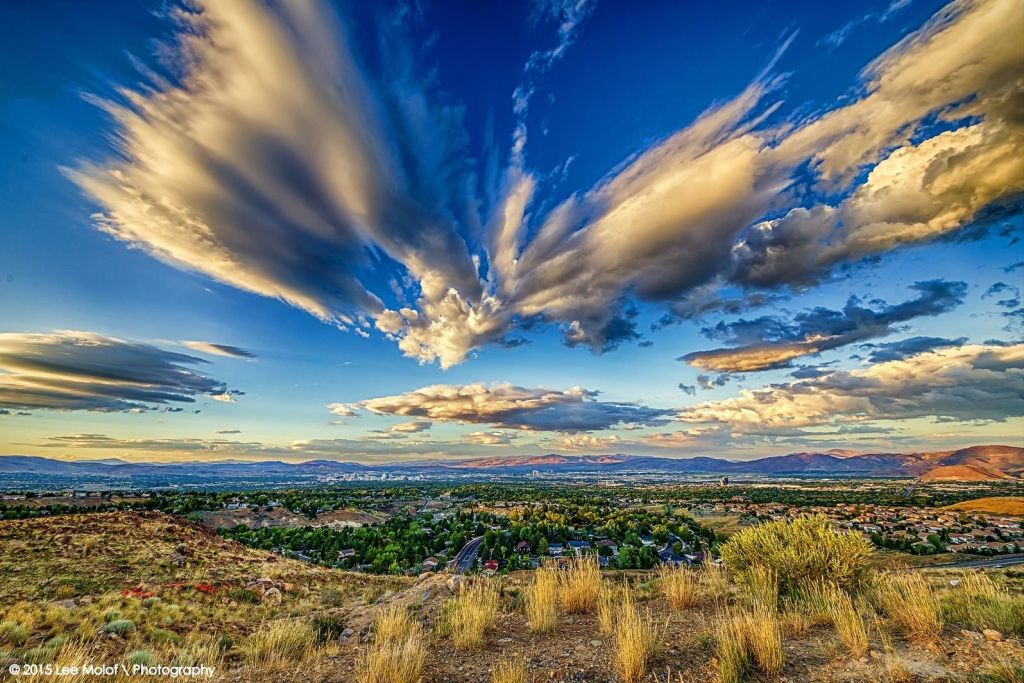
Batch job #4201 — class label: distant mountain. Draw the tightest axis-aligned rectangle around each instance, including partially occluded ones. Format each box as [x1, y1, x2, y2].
[0, 445, 1019, 480]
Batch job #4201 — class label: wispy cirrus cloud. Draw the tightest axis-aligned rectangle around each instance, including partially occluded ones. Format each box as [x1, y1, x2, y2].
[681, 280, 967, 372]
[348, 382, 670, 432]
[69, 0, 1024, 368]
[182, 341, 256, 359]
[0, 331, 239, 412]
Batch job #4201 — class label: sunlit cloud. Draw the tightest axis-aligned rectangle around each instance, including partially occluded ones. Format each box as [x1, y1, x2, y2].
[182, 341, 256, 359]
[351, 382, 671, 432]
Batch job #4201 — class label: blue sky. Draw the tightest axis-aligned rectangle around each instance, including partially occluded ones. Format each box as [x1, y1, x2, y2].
[0, 0, 1021, 462]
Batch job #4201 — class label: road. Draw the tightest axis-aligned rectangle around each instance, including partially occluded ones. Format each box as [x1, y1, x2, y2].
[452, 536, 484, 574]
[927, 553, 1024, 570]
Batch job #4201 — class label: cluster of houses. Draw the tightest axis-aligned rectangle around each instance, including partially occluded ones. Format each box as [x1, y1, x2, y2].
[690, 500, 1022, 555]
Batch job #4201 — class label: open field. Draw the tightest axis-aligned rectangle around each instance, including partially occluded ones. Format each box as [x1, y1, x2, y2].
[943, 497, 1024, 517]
[1, 511, 1022, 682]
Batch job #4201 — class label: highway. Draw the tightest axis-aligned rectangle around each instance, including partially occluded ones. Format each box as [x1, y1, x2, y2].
[929, 553, 1024, 570]
[452, 535, 484, 574]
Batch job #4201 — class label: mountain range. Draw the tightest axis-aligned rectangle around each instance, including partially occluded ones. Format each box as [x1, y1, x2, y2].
[0, 445, 1020, 480]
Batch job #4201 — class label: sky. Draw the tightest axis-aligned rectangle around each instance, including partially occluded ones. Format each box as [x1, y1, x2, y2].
[0, 0, 1022, 464]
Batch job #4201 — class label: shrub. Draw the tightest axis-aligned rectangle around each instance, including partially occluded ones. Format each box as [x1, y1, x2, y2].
[491, 657, 528, 683]
[559, 557, 602, 614]
[23, 646, 57, 664]
[720, 515, 872, 595]
[125, 650, 153, 666]
[658, 564, 699, 609]
[243, 620, 316, 669]
[0, 621, 29, 646]
[104, 619, 136, 635]
[311, 613, 348, 643]
[941, 572, 1024, 637]
[525, 567, 559, 633]
[447, 581, 500, 649]
[150, 628, 180, 644]
[872, 572, 942, 643]
[322, 588, 345, 607]
[358, 608, 425, 683]
[613, 591, 664, 683]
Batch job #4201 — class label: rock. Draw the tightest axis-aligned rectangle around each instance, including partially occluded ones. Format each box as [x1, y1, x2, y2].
[590, 640, 602, 647]
[261, 587, 282, 605]
[983, 629, 1004, 642]
[961, 629, 984, 641]
[168, 552, 186, 568]
[56, 599, 78, 609]
[340, 628, 353, 639]
[446, 576, 463, 594]
[869, 650, 882, 659]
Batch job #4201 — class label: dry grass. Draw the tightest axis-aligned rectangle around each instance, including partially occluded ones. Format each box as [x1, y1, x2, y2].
[715, 611, 749, 683]
[720, 515, 873, 594]
[525, 566, 559, 633]
[703, 558, 730, 603]
[613, 590, 664, 683]
[824, 584, 869, 657]
[559, 556, 602, 614]
[491, 657, 528, 683]
[447, 580, 500, 649]
[658, 564, 700, 609]
[598, 585, 618, 634]
[715, 605, 784, 682]
[940, 571, 1024, 637]
[358, 606, 425, 683]
[872, 571, 943, 643]
[243, 619, 317, 669]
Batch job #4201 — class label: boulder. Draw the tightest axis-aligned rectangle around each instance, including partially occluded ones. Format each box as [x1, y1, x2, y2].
[261, 587, 282, 605]
[983, 629, 1004, 642]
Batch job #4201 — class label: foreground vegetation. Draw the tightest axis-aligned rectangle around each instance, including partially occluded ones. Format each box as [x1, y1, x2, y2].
[1, 508, 1022, 682]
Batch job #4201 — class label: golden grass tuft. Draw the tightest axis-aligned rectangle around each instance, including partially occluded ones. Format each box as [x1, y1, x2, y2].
[243, 619, 317, 669]
[491, 657, 528, 683]
[613, 590, 664, 683]
[715, 605, 784, 682]
[872, 572, 943, 643]
[738, 564, 778, 611]
[559, 556, 602, 614]
[448, 580, 500, 650]
[703, 558, 730, 603]
[526, 566, 559, 633]
[720, 515, 873, 594]
[824, 583, 869, 657]
[597, 585, 618, 634]
[657, 564, 700, 609]
[358, 606, 425, 683]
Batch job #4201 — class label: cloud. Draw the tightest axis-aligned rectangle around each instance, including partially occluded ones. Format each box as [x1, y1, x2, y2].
[860, 336, 967, 362]
[464, 430, 518, 446]
[355, 383, 670, 432]
[39, 433, 263, 453]
[681, 280, 966, 372]
[678, 343, 1024, 433]
[69, 0, 1024, 368]
[182, 341, 256, 358]
[0, 331, 237, 412]
[365, 420, 432, 440]
[215, 429, 241, 434]
[326, 402, 358, 417]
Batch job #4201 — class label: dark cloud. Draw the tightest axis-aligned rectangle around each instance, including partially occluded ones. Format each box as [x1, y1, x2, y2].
[216, 429, 241, 434]
[680, 280, 967, 372]
[677, 383, 697, 395]
[860, 336, 967, 363]
[0, 332, 238, 412]
[696, 374, 732, 390]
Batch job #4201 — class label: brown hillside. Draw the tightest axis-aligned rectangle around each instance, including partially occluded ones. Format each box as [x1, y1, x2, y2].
[942, 497, 1024, 516]
[919, 464, 1015, 482]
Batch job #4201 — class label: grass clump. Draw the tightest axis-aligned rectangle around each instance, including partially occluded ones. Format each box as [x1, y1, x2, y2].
[720, 515, 873, 595]
[525, 566, 559, 633]
[703, 558, 730, 602]
[597, 586, 617, 634]
[447, 581, 500, 650]
[715, 606, 784, 682]
[941, 572, 1024, 637]
[358, 606, 425, 683]
[124, 649, 154, 666]
[657, 564, 699, 609]
[873, 572, 943, 643]
[103, 619, 136, 635]
[825, 584, 869, 657]
[738, 564, 778, 611]
[613, 591, 664, 683]
[559, 556, 602, 613]
[243, 619, 316, 669]
[491, 657, 528, 683]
